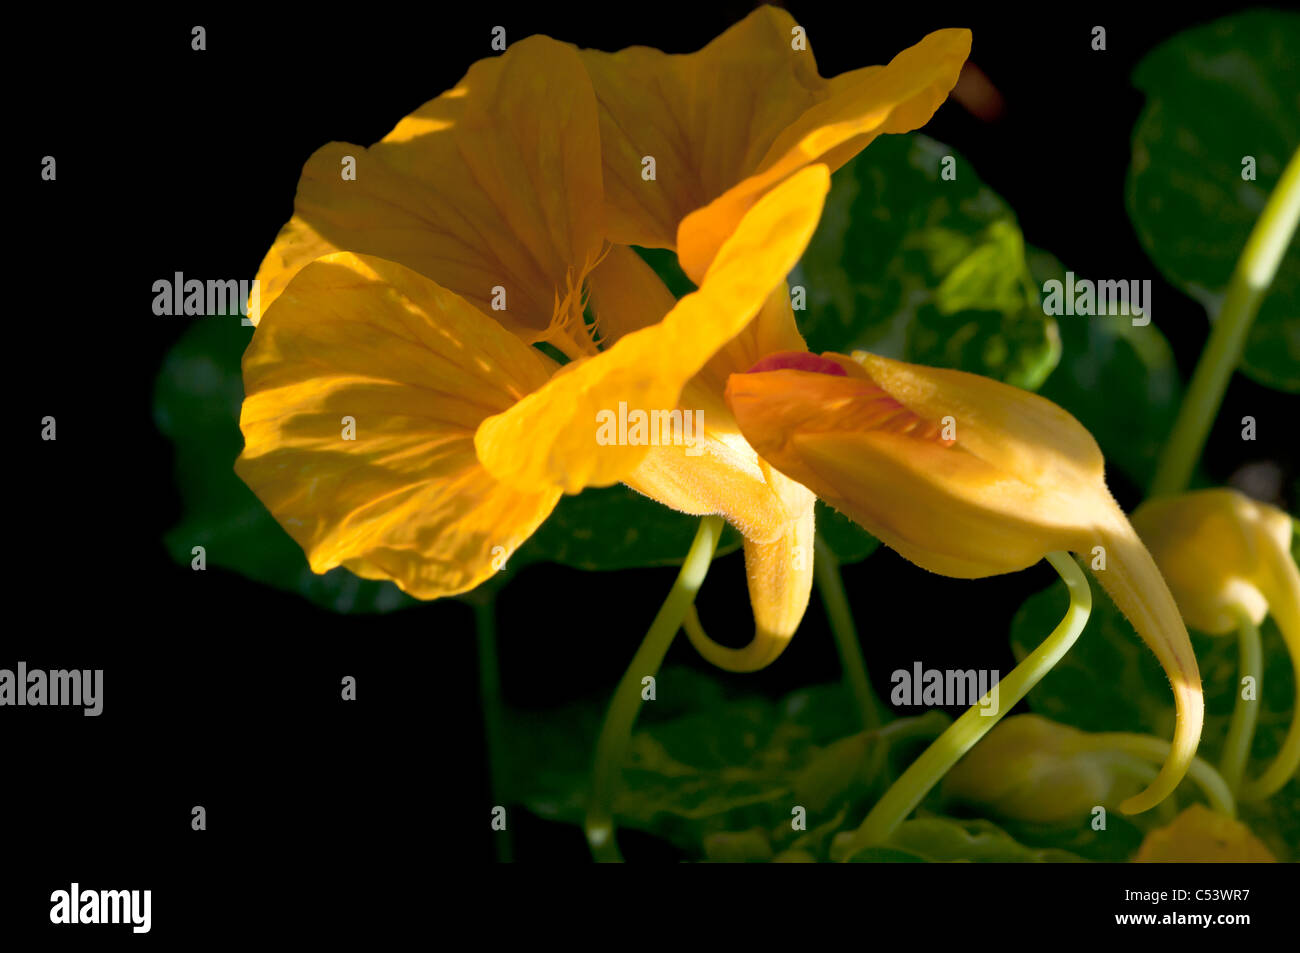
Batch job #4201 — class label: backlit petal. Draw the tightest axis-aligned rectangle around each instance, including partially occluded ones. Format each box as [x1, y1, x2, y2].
[681, 466, 816, 672]
[585, 245, 678, 345]
[696, 284, 809, 396]
[675, 28, 971, 281]
[236, 252, 561, 599]
[581, 6, 969, 283]
[250, 35, 604, 346]
[475, 164, 830, 494]
[580, 6, 823, 251]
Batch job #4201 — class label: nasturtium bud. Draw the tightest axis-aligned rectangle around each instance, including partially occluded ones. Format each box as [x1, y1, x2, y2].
[941, 715, 1141, 825]
[1132, 488, 1295, 635]
[1133, 488, 1300, 800]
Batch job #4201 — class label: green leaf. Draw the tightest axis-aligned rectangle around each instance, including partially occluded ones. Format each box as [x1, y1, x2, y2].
[816, 500, 879, 565]
[1126, 10, 1300, 391]
[1029, 248, 1181, 488]
[512, 485, 742, 571]
[632, 246, 696, 299]
[979, 812, 1147, 864]
[796, 133, 1060, 390]
[505, 669, 944, 859]
[1241, 777, 1300, 863]
[843, 817, 1084, 863]
[154, 316, 416, 613]
[702, 828, 774, 862]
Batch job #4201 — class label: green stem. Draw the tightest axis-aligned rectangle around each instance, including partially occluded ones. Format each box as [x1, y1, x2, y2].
[475, 598, 512, 863]
[1149, 146, 1300, 498]
[814, 534, 886, 731]
[1081, 733, 1235, 817]
[1219, 606, 1262, 796]
[584, 516, 725, 862]
[838, 551, 1091, 858]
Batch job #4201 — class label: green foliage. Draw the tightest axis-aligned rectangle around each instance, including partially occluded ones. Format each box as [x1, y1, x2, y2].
[845, 817, 1083, 863]
[1127, 10, 1300, 391]
[513, 485, 743, 571]
[504, 666, 1094, 862]
[632, 245, 696, 299]
[796, 133, 1060, 390]
[815, 501, 880, 564]
[1028, 249, 1181, 488]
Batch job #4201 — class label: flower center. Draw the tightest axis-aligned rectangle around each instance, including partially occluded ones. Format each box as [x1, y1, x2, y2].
[746, 351, 847, 376]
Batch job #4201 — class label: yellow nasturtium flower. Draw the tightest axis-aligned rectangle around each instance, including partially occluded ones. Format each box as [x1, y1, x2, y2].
[1133, 488, 1300, 799]
[236, 16, 970, 661]
[724, 350, 1204, 814]
[238, 163, 829, 600]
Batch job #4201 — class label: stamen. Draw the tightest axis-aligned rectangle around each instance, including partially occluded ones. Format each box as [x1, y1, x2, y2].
[536, 257, 604, 360]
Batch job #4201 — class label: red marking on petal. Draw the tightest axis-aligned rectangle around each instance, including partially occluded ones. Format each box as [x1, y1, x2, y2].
[747, 351, 847, 376]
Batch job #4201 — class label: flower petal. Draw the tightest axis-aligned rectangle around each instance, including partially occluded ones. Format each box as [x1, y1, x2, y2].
[474, 164, 830, 494]
[725, 364, 1078, 575]
[585, 245, 678, 345]
[676, 27, 971, 281]
[251, 35, 604, 346]
[682, 467, 816, 672]
[580, 6, 824, 251]
[695, 284, 809, 396]
[236, 252, 562, 599]
[581, 8, 970, 284]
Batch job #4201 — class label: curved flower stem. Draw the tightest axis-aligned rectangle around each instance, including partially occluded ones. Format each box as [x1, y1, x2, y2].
[1150, 146, 1300, 498]
[584, 515, 725, 862]
[1081, 733, 1236, 817]
[1241, 539, 1300, 800]
[474, 597, 512, 863]
[1219, 606, 1262, 796]
[840, 551, 1091, 858]
[813, 534, 886, 731]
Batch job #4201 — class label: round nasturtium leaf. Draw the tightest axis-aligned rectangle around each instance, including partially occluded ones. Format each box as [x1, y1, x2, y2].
[1028, 248, 1180, 488]
[1127, 10, 1300, 392]
[795, 133, 1060, 391]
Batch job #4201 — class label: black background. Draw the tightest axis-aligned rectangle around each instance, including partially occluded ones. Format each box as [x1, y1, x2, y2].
[8, 0, 1298, 937]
